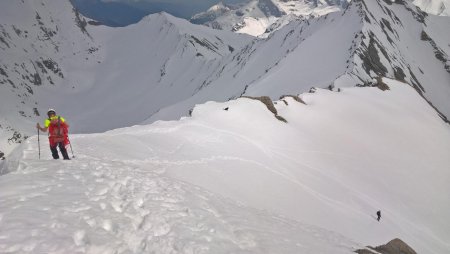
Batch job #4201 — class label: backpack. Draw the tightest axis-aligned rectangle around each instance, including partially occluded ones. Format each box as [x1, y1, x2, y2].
[48, 116, 68, 143]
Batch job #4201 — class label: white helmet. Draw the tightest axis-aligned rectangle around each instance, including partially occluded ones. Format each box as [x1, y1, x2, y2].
[47, 108, 56, 115]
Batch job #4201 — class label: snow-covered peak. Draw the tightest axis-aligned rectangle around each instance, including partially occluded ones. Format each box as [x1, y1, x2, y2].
[1, 79, 449, 253]
[191, 0, 348, 36]
[0, 0, 99, 153]
[139, 12, 250, 49]
[0, 1, 251, 154]
[274, 0, 348, 17]
[208, 2, 229, 12]
[191, 0, 287, 36]
[413, 0, 450, 16]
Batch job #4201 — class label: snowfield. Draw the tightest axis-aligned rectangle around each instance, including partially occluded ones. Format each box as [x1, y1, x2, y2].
[1, 79, 449, 253]
[2, 0, 450, 157]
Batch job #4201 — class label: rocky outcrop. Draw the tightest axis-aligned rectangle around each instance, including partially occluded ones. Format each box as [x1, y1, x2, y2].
[242, 96, 287, 123]
[356, 238, 417, 254]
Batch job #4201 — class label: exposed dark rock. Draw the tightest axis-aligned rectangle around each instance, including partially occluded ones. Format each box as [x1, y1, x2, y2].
[87, 20, 103, 26]
[33, 107, 40, 116]
[356, 238, 417, 254]
[73, 8, 91, 38]
[421, 30, 448, 68]
[189, 36, 219, 54]
[408, 67, 425, 93]
[402, 1, 427, 24]
[32, 72, 42, 86]
[359, 33, 389, 76]
[7, 130, 27, 144]
[87, 47, 98, 54]
[393, 66, 406, 81]
[0, 67, 7, 77]
[242, 96, 287, 123]
[280, 95, 306, 105]
[42, 59, 63, 78]
[376, 76, 390, 91]
[257, 0, 285, 17]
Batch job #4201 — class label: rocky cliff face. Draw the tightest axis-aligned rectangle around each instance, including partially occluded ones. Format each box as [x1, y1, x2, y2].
[356, 238, 417, 254]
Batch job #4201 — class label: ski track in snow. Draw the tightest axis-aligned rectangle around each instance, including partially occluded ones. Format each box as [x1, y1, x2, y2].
[0, 137, 359, 253]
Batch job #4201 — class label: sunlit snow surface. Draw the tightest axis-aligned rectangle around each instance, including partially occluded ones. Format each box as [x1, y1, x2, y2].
[413, 0, 450, 16]
[1, 79, 450, 253]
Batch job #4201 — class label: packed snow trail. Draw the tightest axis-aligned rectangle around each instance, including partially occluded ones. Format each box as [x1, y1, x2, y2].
[0, 136, 359, 253]
[1, 79, 450, 253]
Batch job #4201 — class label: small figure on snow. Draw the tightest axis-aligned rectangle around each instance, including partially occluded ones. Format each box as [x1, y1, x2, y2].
[377, 210, 381, 221]
[36, 109, 70, 160]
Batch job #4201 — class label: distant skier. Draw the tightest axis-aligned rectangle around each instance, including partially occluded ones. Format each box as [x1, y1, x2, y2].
[377, 210, 381, 221]
[36, 109, 70, 160]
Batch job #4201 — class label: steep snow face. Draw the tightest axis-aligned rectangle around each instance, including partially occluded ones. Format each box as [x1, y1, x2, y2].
[413, 0, 450, 16]
[1, 0, 450, 157]
[275, 0, 348, 17]
[146, 2, 364, 122]
[1, 79, 449, 253]
[0, 0, 251, 154]
[192, 0, 285, 37]
[0, 0, 101, 155]
[150, 0, 450, 125]
[60, 12, 251, 134]
[191, 0, 348, 36]
[349, 0, 450, 121]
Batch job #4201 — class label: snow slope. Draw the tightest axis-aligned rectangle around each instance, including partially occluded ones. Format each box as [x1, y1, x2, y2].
[413, 0, 450, 16]
[149, 0, 450, 126]
[1, 79, 449, 253]
[0, 0, 251, 155]
[0, 0, 100, 154]
[1, 0, 449, 158]
[191, 0, 348, 36]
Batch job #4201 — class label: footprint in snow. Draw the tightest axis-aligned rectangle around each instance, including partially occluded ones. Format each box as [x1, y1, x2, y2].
[102, 219, 115, 232]
[73, 230, 89, 246]
[94, 186, 109, 196]
[110, 200, 124, 213]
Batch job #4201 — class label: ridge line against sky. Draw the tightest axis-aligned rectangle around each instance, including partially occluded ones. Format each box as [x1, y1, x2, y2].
[70, 0, 247, 26]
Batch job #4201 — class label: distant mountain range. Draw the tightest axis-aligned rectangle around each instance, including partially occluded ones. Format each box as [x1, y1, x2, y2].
[70, 0, 450, 29]
[191, 0, 349, 36]
[191, 0, 450, 36]
[1, 0, 449, 157]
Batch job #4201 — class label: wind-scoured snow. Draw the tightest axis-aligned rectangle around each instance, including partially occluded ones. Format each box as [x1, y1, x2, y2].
[0, 0, 251, 154]
[413, 0, 450, 16]
[150, 0, 450, 126]
[191, 0, 348, 36]
[1, 79, 449, 253]
[1, 0, 449, 181]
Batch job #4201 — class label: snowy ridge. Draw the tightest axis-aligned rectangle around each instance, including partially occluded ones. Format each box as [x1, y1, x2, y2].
[149, 0, 450, 125]
[413, 0, 450, 16]
[192, 0, 450, 37]
[191, 0, 285, 37]
[190, 0, 348, 36]
[1, 79, 449, 253]
[1, 0, 449, 156]
[0, 0, 251, 154]
[0, 0, 100, 154]
[349, 0, 450, 120]
[0, 143, 359, 253]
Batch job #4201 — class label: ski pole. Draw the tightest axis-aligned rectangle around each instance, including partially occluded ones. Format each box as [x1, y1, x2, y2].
[68, 137, 75, 158]
[37, 128, 41, 160]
